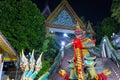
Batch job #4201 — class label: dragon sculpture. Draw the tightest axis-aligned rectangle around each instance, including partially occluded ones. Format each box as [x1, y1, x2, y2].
[20, 49, 43, 80]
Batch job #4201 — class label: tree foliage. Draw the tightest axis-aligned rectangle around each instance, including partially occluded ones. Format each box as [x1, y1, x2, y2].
[95, 17, 119, 44]
[0, 0, 45, 53]
[36, 35, 58, 79]
[95, 0, 120, 44]
[101, 17, 118, 37]
[42, 35, 58, 61]
[111, 0, 120, 23]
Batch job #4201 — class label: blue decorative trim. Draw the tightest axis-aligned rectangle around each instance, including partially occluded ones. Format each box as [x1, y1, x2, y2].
[52, 9, 76, 27]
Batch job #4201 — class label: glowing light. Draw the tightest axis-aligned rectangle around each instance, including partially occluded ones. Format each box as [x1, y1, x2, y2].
[61, 41, 65, 46]
[103, 39, 106, 42]
[50, 31, 54, 33]
[63, 33, 68, 37]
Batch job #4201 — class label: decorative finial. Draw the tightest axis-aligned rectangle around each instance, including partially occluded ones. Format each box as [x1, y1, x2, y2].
[62, 0, 67, 3]
[29, 49, 35, 67]
[20, 49, 28, 71]
[35, 52, 43, 71]
[76, 21, 80, 29]
[21, 49, 28, 65]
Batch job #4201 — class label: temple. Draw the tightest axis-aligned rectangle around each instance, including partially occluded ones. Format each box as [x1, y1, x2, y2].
[86, 21, 96, 39]
[45, 0, 95, 39]
[42, 5, 51, 18]
[1, 0, 120, 80]
[0, 32, 18, 79]
[0, 32, 18, 61]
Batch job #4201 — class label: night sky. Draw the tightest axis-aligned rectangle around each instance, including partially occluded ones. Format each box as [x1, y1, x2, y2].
[32, 0, 112, 25]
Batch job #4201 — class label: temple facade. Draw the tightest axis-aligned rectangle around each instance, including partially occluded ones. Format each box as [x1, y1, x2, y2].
[44, 0, 95, 39]
[0, 32, 18, 80]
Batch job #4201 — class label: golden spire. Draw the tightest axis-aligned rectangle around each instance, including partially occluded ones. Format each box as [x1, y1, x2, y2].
[76, 21, 80, 29]
[62, 0, 66, 1]
[21, 49, 28, 65]
[30, 49, 35, 65]
[35, 52, 43, 71]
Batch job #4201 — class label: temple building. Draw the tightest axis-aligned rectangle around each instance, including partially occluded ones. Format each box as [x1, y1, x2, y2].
[86, 21, 96, 39]
[42, 5, 51, 18]
[0, 32, 18, 80]
[43, 0, 95, 39]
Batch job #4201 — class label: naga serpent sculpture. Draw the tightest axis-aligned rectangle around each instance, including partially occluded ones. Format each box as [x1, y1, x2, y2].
[20, 49, 43, 80]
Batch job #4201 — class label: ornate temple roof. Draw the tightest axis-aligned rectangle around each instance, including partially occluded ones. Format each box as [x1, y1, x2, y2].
[86, 21, 95, 34]
[0, 32, 18, 61]
[45, 0, 85, 30]
[42, 5, 51, 18]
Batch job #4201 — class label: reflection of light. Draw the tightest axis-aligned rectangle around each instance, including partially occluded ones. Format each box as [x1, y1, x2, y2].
[61, 41, 65, 46]
[50, 31, 54, 33]
[112, 33, 115, 36]
[116, 39, 119, 43]
[63, 33, 68, 37]
[103, 39, 106, 42]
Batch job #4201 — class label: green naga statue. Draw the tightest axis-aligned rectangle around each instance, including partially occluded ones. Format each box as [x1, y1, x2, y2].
[84, 54, 97, 80]
[20, 49, 43, 80]
[65, 54, 111, 80]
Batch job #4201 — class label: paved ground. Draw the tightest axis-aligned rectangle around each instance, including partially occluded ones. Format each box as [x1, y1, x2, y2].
[99, 58, 120, 80]
[53, 48, 74, 80]
[53, 49, 120, 80]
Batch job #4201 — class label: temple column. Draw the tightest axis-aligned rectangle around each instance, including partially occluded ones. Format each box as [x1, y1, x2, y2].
[0, 48, 3, 69]
[0, 47, 3, 80]
[0, 54, 2, 68]
[0, 53, 3, 80]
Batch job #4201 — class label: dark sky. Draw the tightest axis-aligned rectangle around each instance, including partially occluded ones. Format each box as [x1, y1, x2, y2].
[32, 0, 112, 25]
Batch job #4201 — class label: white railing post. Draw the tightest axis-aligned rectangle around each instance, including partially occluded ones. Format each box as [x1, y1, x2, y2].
[0, 62, 4, 80]
[0, 53, 3, 80]
[0, 54, 3, 80]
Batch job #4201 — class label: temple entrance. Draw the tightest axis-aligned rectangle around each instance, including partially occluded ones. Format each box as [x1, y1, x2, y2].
[49, 27, 74, 34]
[45, 0, 95, 39]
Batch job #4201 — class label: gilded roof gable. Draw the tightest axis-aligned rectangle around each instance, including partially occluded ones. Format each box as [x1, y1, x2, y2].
[0, 32, 18, 61]
[52, 8, 76, 27]
[45, 0, 85, 29]
[86, 21, 95, 34]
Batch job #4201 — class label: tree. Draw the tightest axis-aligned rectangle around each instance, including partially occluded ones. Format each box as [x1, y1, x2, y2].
[0, 0, 45, 53]
[111, 0, 120, 24]
[42, 34, 58, 61]
[36, 34, 59, 79]
[96, 17, 118, 42]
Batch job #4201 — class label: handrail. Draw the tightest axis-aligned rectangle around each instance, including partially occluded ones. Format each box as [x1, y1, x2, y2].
[105, 36, 120, 59]
[38, 72, 49, 80]
[88, 47, 100, 57]
[48, 47, 64, 79]
[100, 36, 120, 67]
